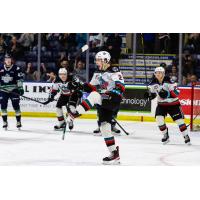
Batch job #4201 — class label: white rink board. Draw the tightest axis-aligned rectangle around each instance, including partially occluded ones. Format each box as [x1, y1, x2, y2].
[5, 83, 190, 120]
[5, 82, 156, 116]
[7, 82, 57, 113]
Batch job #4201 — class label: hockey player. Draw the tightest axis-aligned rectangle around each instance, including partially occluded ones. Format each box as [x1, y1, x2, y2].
[67, 51, 125, 164]
[0, 54, 24, 130]
[144, 66, 191, 145]
[44, 67, 81, 131]
[92, 69, 121, 135]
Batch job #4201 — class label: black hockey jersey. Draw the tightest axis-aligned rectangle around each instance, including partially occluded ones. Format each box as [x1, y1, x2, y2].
[0, 64, 23, 91]
[50, 75, 81, 97]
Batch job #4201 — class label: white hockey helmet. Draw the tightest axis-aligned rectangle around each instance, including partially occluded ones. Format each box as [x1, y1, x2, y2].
[95, 51, 111, 63]
[154, 67, 165, 74]
[58, 68, 68, 75]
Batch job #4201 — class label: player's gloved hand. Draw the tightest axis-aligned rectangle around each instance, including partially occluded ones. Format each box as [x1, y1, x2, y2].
[144, 91, 156, 100]
[109, 91, 122, 103]
[73, 90, 83, 98]
[144, 91, 151, 99]
[68, 81, 82, 91]
[83, 83, 96, 93]
[18, 87, 24, 96]
[102, 91, 121, 103]
[158, 89, 169, 99]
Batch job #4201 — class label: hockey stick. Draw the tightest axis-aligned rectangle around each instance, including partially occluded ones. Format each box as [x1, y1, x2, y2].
[62, 122, 67, 140]
[75, 44, 89, 59]
[0, 88, 46, 105]
[112, 118, 130, 135]
[186, 112, 200, 128]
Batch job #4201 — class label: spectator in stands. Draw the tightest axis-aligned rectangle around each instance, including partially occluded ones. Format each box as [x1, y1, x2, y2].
[60, 59, 69, 69]
[46, 33, 62, 51]
[25, 62, 35, 81]
[89, 33, 104, 52]
[0, 36, 7, 61]
[158, 33, 170, 54]
[187, 74, 198, 86]
[106, 33, 122, 63]
[64, 33, 77, 53]
[74, 60, 86, 82]
[33, 63, 47, 81]
[182, 76, 187, 85]
[182, 52, 196, 77]
[169, 65, 178, 82]
[56, 52, 67, 67]
[186, 33, 200, 54]
[46, 71, 56, 82]
[18, 33, 34, 51]
[9, 36, 23, 60]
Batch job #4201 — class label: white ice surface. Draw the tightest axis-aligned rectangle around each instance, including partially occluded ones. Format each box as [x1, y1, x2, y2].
[0, 117, 200, 166]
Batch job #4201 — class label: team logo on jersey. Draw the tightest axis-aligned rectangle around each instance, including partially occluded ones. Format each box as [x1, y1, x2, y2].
[1, 74, 13, 83]
[58, 83, 70, 94]
[99, 77, 108, 89]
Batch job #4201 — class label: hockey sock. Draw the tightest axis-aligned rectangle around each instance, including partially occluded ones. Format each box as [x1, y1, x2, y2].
[156, 116, 168, 134]
[15, 110, 21, 122]
[101, 122, 116, 153]
[97, 120, 101, 127]
[58, 116, 65, 125]
[111, 119, 116, 128]
[56, 108, 65, 125]
[175, 119, 188, 136]
[1, 109, 8, 122]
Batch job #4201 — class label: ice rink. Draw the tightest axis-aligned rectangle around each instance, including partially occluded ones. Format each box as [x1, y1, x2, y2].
[0, 117, 200, 166]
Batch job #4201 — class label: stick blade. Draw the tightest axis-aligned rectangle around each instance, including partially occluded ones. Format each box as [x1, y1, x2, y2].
[81, 44, 89, 53]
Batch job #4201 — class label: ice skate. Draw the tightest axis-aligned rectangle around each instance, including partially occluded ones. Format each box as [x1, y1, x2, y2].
[3, 121, 8, 130]
[103, 146, 120, 165]
[93, 127, 102, 136]
[112, 126, 121, 135]
[68, 120, 74, 131]
[184, 135, 191, 145]
[17, 121, 22, 130]
[54, 122, 66, 131]
[161, 131, 169, 144]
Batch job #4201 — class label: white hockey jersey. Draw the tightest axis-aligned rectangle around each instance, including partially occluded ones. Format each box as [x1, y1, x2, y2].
[148, 76, 180, 106]
[90, 67, 124, 94]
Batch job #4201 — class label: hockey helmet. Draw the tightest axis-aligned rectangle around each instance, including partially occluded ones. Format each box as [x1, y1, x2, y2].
[95, 51, 111, 63]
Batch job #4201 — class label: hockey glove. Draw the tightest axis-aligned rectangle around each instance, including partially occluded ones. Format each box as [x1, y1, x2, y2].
[158, 89, 169, 99]
[17, 87, 24, 96]
[43, 95, 55, 105]
[144, 91, 156, 100]
[43, 99, 53, 105]
[68, 81, 83, 91]
[83, 83, 96, 93]
[109, 92, 122, 103]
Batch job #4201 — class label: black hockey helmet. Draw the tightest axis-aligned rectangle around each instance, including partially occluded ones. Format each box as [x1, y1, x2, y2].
[4, 53, 12, 59]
